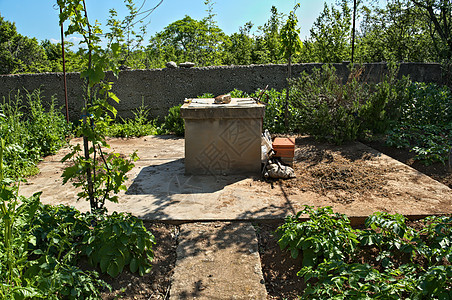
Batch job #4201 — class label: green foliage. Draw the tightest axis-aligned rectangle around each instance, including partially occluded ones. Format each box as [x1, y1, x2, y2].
[276, 206, 359, 267]
[1, 140, 156, 297]
[277, 207, 452, 299]
[0, 16, 53, 74]
[82, 212, 155, 277]
[0, 89, 70, 178]
[58, 0, 143, 213]
[290, 64, 366, 144]
[147, 13, 227, 67]
[385, 82, 451, 164]
[61, 140, 138, 210]
[280, 4, 302, 61]
[162, 104, 185, 136]
[0, 140, 108, 299]
[302, 1, 351, 63]
[107, 102, 158, 138]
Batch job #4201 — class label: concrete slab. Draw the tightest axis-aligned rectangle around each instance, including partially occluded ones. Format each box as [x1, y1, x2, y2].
[19, 135, 451, 220]
[169, 222, 267, 300]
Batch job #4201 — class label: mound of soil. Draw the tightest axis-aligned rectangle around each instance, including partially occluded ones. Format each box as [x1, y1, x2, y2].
[280, 138, 390, 205]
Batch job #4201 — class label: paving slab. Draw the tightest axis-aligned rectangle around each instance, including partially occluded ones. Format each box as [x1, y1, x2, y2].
[20, 135, 451, 220]
[169, 222, 267, 300]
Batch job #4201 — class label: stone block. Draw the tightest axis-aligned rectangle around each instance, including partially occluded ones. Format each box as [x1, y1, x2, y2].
[181, 98, 265, 175]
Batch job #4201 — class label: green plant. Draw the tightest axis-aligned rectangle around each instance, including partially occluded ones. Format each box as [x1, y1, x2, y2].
[290, 64, 366, 144]
[58, 0, 144, 213]
[276, 206, 359, 267]
[81, 212, 155, 277]
[107, 100, 158, 138]
[1, 139, 109, 299]
[0, 89, 70, 178]
[162, 104, 184, 136]
[384, 82, 451, 165]
[278, 207, 452, 299]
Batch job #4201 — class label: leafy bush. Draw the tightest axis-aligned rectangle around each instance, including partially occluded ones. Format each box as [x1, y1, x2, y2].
[385, 82, 451, 165]
[0, 89, 70, 178]
[276, 206, 359, 267]
[162, 104, 185, 136]
[106, 101, 158, 138]
[0, 141, 156, 298]
[289, 64, 411, 144]
[81, 212, 155, 277]
[277, 207, 452, 299]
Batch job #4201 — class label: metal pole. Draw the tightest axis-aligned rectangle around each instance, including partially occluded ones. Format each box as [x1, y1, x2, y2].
[60, 5, 69, 123]
[351, 0, 357, 64]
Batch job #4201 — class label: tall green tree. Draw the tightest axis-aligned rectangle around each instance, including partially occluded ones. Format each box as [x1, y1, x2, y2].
[280, 3, 303, 128]
[58, 0, 140, 212]
[0, 16, 51, 74]
[358, 1, 438, 62]
[303, 1, 352, 63]
[409, 0, 452, 60]
[254, 6, 284, 64]
[223, 22, 255, 65]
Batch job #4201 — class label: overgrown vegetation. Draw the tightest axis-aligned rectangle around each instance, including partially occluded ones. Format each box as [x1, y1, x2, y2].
[106, 101, 158, 138]
[385, 82, 452, 165]
[277, 206, 452, 299]
[0, 138, 155, 299]
[289, 64, 451, 164]
[0, 89, 70, 178]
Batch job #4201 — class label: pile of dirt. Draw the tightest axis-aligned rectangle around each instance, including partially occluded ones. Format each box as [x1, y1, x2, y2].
[272, 137, 393, 205]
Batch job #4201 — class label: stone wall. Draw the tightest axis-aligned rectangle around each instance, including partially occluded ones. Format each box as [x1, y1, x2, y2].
[0, 62, 443, 122]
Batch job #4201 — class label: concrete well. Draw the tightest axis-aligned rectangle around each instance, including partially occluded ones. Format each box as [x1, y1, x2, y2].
[181, 98, 265, 175]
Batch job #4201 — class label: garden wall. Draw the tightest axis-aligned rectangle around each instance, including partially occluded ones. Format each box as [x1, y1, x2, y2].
[0, 62, 443, 122]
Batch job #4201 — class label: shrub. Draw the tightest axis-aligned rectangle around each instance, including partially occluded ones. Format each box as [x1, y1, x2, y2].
[290, 64, 368, 144]
[162, 104, 185, 136]
[106, 101, 158, 138]
[0, 89, 70, 178]
[385, 82, 452, 164]
[277, 207, 452, 299]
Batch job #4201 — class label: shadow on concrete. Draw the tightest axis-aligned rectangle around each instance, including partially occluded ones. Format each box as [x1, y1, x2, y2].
[126, 159, 251, 219]
[150, 134, 183, 141]
[126, 159, 248, 196]
[176, 222, 259, 259]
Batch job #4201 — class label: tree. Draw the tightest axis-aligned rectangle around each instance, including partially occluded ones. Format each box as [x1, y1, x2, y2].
[147, 1, 227, 67]
[409, 0, 452, 60]
[254, 6, 284, 64]
[0, 16, 51, 74]
[304, 1, 352, 63]
[223, 22, 255, 65]
[357, 0, 443, 62]
[280, 3, 303, 129]
[58, 0, 141, 213]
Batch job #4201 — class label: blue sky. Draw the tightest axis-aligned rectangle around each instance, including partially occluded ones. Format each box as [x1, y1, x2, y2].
[0, 0, 342, 45]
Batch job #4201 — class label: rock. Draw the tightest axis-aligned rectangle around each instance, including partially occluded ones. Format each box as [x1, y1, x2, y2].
[119, 65, 131, 70]
[166, 61, 177, 68]
[179, 61, 195, 68]
[214, 94, 231, 104]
